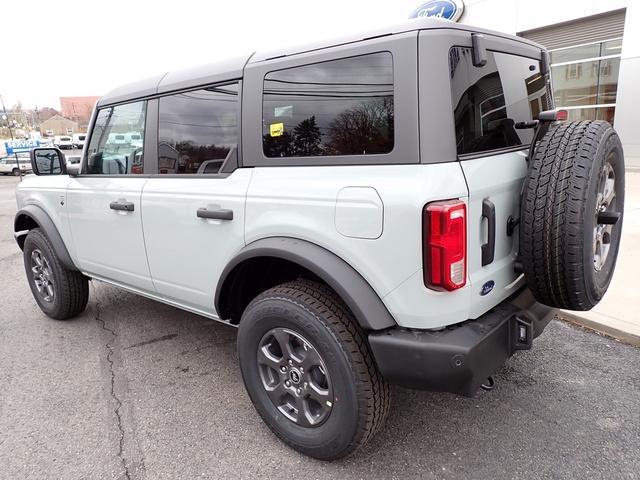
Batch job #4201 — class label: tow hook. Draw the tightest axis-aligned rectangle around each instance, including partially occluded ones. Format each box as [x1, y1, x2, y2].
[481, 376, 495, 391]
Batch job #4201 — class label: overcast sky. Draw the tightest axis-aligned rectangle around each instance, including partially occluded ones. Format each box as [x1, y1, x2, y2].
[1, 0, 422, 110]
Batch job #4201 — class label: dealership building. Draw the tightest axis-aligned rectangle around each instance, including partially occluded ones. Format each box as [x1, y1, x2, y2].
[450, 0, 640, 168]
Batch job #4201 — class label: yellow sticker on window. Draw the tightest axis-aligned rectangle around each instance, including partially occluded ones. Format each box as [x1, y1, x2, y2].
[270, 122, 284, 137]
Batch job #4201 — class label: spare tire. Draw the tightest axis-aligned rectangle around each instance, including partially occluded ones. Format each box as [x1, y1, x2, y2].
[520, 120, 625, 310]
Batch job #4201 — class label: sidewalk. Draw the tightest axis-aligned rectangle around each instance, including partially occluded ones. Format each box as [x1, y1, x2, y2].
[559, 170, 640, 346]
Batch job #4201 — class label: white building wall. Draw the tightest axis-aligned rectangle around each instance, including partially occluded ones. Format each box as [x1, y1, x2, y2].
[459, 0, 640, 169]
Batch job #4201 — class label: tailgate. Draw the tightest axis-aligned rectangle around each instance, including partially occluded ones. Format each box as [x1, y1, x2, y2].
[461, 151, 527, 318]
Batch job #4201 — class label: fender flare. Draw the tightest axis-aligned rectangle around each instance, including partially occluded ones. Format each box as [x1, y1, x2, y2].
[215, 237, 397, 331]
[14, 205, 78, 271]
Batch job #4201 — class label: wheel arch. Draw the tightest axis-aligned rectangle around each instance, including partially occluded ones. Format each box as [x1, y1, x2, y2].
[215, 237, 397, 331]
[14, 205, 78, 271]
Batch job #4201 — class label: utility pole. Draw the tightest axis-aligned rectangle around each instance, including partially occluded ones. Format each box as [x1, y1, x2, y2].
[0, 94, 22, 181]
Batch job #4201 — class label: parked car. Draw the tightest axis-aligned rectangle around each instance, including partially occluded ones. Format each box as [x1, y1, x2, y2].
[107, 133, 127, 146]
[126, 132, 143, 149]
[72, 133, 87, 149]
[195, 146, 237, 174]
[53, 136, 73, 149]
[0, 154, 32, 175]
[15, 17, 625, 461]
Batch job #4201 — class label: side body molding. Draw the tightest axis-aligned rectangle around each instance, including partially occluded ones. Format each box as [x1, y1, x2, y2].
[14, 205, 78, 271]
[215, 237, 397, 330]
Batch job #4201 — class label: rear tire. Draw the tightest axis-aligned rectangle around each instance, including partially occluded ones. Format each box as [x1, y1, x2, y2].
[12, 168, 19, 176]
[23, 228, 89, 320]
[237, 279, 390, 460]
[520, 120, 625, 310]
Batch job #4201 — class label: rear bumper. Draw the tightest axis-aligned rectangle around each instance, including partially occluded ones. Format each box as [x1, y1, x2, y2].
[368, 289, 554, 396]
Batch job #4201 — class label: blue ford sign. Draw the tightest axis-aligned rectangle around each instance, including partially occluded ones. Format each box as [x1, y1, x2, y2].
[5, 139, 40, 155]
[409, 0, 465, 22]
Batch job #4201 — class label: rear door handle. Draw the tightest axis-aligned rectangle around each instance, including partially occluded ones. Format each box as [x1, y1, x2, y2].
[197, 208, 233, 221]
[481, 198, 495, 266]
[110, 200, 134, 212]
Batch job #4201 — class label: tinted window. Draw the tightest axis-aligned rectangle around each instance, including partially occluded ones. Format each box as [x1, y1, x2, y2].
[158, 83, 239, 175]
[86, 101, 146, 174]
[449, 47, 550, 156]
[262, 52, 394, 158]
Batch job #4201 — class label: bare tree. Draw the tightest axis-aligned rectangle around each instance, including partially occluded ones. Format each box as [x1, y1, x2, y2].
[325, 98, 393, 155]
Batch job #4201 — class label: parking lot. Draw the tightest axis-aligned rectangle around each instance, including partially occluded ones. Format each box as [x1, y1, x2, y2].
[0, 174, 638, 480]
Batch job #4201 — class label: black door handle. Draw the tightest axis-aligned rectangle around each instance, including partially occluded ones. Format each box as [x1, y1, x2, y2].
[110, 201, 134, 212]
[197, 208, 233, 221]
[481, 198, 495, 266]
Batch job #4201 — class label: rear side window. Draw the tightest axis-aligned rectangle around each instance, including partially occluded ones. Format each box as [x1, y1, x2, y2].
[262, 52, 394, 158]
[85, 101, 146, 174]
[449, 47, 550, 156]
[157, 83, 239, 175]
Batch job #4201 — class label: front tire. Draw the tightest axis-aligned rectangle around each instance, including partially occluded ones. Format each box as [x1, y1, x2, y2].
[23, 228, 89, 320]
[12, 168, 20, 176]
[237, 279, 389, 460]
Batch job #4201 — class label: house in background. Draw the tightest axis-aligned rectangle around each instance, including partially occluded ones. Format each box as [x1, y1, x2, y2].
[39, 115, 79, 136]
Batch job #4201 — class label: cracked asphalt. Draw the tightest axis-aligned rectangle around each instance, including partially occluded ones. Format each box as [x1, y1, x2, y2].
[1, 176, 639, 480]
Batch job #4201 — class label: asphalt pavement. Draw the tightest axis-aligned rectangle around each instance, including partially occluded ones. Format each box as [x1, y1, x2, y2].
[0, 175, 639, 480]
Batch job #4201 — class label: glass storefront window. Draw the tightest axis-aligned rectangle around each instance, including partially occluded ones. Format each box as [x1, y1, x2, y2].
[564, 106, 615, 124]
[552, 60, 599, 106]
[550, 43, 600, 64]
[601, 39, 623, 56]
[597, 57, 621, 104]
[549, 38, 622, 124]
[596, 106, 616, 123]
[565, 108, 596, 122]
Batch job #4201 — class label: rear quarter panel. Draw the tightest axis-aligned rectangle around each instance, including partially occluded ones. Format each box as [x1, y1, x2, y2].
[244, 163, 471, 329]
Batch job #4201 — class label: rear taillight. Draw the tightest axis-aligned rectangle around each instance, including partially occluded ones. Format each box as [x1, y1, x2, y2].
[423, 200, 467, 291]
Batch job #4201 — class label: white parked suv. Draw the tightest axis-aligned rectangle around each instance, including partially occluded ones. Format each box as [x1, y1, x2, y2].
[14, 18, 625, 460]
[72, 133, 87, 149]
[53, 135, 73, 149]
[1, 154, 32, 175]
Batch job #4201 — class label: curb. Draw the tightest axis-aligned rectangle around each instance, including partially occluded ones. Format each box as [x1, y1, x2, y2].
[557, 311, 640, 347]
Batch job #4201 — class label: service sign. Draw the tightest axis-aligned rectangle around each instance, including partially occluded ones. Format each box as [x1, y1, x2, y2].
[5, 139, 40, 155]
[409, 0, 465, 22]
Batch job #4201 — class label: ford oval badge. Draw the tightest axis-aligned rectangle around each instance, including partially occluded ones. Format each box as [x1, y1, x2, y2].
[409, 0, 465, 22]
[480, 280, 495, 296]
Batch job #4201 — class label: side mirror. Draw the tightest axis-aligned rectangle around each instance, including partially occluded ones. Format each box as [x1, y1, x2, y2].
[30, 147, 67, 176]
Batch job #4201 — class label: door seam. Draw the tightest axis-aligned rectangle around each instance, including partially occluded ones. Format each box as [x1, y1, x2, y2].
[139, 177, 158, 292]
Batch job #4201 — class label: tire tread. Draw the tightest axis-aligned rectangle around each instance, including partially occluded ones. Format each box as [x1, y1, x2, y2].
[520, 120, 621, 310]
[246, 279, 390, 459]
[24, 228, 89, 320]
